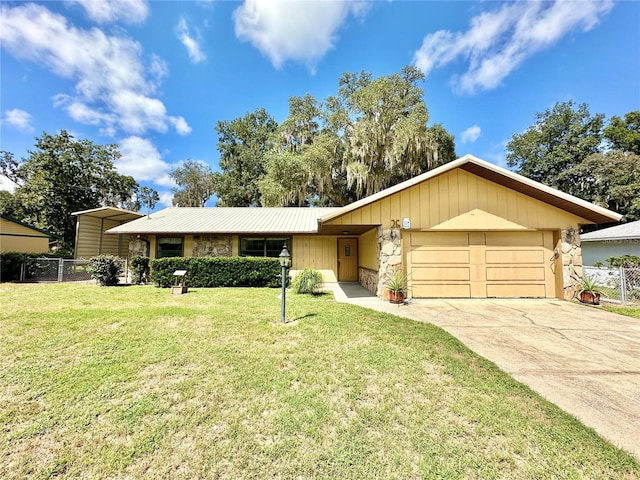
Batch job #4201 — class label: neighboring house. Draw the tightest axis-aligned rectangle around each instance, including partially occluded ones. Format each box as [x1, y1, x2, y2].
[71, 207, 144, 259]
[0, 214, 60, 253]
[76, 155, 621, 300]
[580, 220, 640, 266]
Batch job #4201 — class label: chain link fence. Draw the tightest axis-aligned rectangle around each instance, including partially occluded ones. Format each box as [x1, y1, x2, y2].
[583, 266, 640, 305]
[12, 257, 129, 283]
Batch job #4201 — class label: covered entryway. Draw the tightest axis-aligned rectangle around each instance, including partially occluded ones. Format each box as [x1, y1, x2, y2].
[406, 231, 557, 298]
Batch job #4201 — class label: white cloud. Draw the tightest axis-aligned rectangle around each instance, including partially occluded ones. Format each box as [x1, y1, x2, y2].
[2, 108, 34, 132]
[234, 0, 369, 70]
[176, 17, 206, 63]
[460, 125, 481, 143]
[0, 3, 190, 136]
[66, 0, 149, 24]
[413, 0, 613, 94]
[158, 190, 174, 208]
[117, 136, 175, 187]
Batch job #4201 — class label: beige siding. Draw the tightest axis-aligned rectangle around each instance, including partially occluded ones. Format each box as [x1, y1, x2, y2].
[1, 218, 50, 253]
[358, 228, 378, 271]
[75, 216, 129, 258]
[326, 169, 586, 231]
[292, 235, 338, 282]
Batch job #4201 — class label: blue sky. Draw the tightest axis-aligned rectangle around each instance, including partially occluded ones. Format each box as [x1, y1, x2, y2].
[1, 0, 639, 207]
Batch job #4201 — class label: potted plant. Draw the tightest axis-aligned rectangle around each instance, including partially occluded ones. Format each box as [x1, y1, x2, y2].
[577, 276, 602, 305]
[384, 269, 406, 304]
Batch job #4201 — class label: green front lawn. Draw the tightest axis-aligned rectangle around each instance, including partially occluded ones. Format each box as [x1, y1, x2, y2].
[1, 283, 637, 479]
[601, 304, 640, 319]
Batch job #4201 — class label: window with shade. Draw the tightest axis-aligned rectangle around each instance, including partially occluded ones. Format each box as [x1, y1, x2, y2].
[157, 237, 183, 258]
[240, 237, 290, 258]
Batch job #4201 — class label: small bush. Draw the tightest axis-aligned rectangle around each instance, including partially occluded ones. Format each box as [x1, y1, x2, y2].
[606, 255, 640, 268]
[149, 256, 282, 288]
[130, 256, 150, 284]
[291, 268, 323, 295]
[90, 255, 123, 286]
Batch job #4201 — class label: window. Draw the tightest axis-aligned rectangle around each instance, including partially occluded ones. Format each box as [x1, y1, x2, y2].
[240, 237, 290, 258]
[157, 237, 183, 258]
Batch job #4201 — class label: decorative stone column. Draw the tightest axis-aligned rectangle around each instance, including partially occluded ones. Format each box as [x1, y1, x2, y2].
[561, 227, 583, 301]
[377, 227, 402, 298]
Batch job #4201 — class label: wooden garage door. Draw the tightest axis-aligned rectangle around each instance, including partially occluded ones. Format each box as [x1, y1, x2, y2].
[407, 231, 555, 298]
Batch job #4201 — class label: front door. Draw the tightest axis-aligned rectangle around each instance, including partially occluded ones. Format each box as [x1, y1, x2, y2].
[338, 238, 358, 281]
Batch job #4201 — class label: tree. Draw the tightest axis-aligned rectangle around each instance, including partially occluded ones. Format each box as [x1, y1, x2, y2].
[1, 131, 138, 249]
[139, 186, 160, 215]
[559, 150, 640, 221]
[260, 66, 456, 206]
[506, 101, 604, 195]
[604, 110, 640, 155]
[213, 108, 278, 206]
[171, 159, 215, 207]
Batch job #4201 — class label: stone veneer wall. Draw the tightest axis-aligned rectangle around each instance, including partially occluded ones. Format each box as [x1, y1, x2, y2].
[561, 227, 582, 301]
[129, 237, 149, 258]
[377, 227, 403, 298]
[359, 267, 378, 295]
[192, 235, 232, 257]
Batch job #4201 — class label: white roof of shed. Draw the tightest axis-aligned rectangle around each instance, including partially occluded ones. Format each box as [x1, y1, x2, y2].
[581, 220, 640, 242]
[105, 207, 340, 235]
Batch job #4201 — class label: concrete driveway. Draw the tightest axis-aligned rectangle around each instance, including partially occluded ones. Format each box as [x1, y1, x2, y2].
[334, 285, 640, 459]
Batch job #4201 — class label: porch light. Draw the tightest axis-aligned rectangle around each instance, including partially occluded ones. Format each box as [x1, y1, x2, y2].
[279, 243, 291, 323]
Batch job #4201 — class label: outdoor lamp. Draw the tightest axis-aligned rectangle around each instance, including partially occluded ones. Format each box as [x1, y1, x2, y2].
[279, 243, 291, 268]
[279, 243, 291, 323]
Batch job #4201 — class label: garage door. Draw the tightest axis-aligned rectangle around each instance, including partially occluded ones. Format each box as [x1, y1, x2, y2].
[407, 231, 556, 298]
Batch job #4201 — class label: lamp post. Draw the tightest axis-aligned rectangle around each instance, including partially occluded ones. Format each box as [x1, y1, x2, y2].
[279, 243, 291, 323]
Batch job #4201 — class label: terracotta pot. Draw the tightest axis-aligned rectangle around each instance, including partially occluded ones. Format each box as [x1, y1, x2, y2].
[389, 291, 404, 304]
[579, 291, 600, 305]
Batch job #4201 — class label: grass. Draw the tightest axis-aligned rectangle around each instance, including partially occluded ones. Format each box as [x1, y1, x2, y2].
[601, 304, 640, 319]
[1, 283, 638, 479]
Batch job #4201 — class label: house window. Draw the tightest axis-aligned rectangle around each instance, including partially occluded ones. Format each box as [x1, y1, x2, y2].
[240, 237, 290, 258]
[157, 237, 183, 258]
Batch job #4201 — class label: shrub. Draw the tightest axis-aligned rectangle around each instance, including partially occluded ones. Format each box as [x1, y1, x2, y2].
[606, 255, 640, 268]
[149, 257, 282, 288]
[291, 268, 323, 294]
[130, 256, 150, 284]
[90, 255, 123, 286]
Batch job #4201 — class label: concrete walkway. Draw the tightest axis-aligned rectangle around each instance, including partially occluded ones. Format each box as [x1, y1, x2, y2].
[332, 283, 640, 459]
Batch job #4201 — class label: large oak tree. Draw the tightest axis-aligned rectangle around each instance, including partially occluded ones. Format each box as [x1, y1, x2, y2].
[0, 130, 138, 249]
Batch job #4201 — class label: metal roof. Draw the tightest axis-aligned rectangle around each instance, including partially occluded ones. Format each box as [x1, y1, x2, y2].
[581, 220, 640, 242]
[105, 207, 340, 235]
[319, 154, 622, 226]
[72, 206, 145, 222]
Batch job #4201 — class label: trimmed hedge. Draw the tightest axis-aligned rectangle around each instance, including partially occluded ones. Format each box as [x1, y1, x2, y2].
[150, 257, 284, 288]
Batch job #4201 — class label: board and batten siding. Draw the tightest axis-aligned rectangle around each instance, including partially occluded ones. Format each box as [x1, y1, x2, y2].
[292, 235, 338, 282]
[0, 217, 50, 253]
[325, 169, 587, 231]
[75, 216, 129, 259]
[358, 228, 378, 271]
